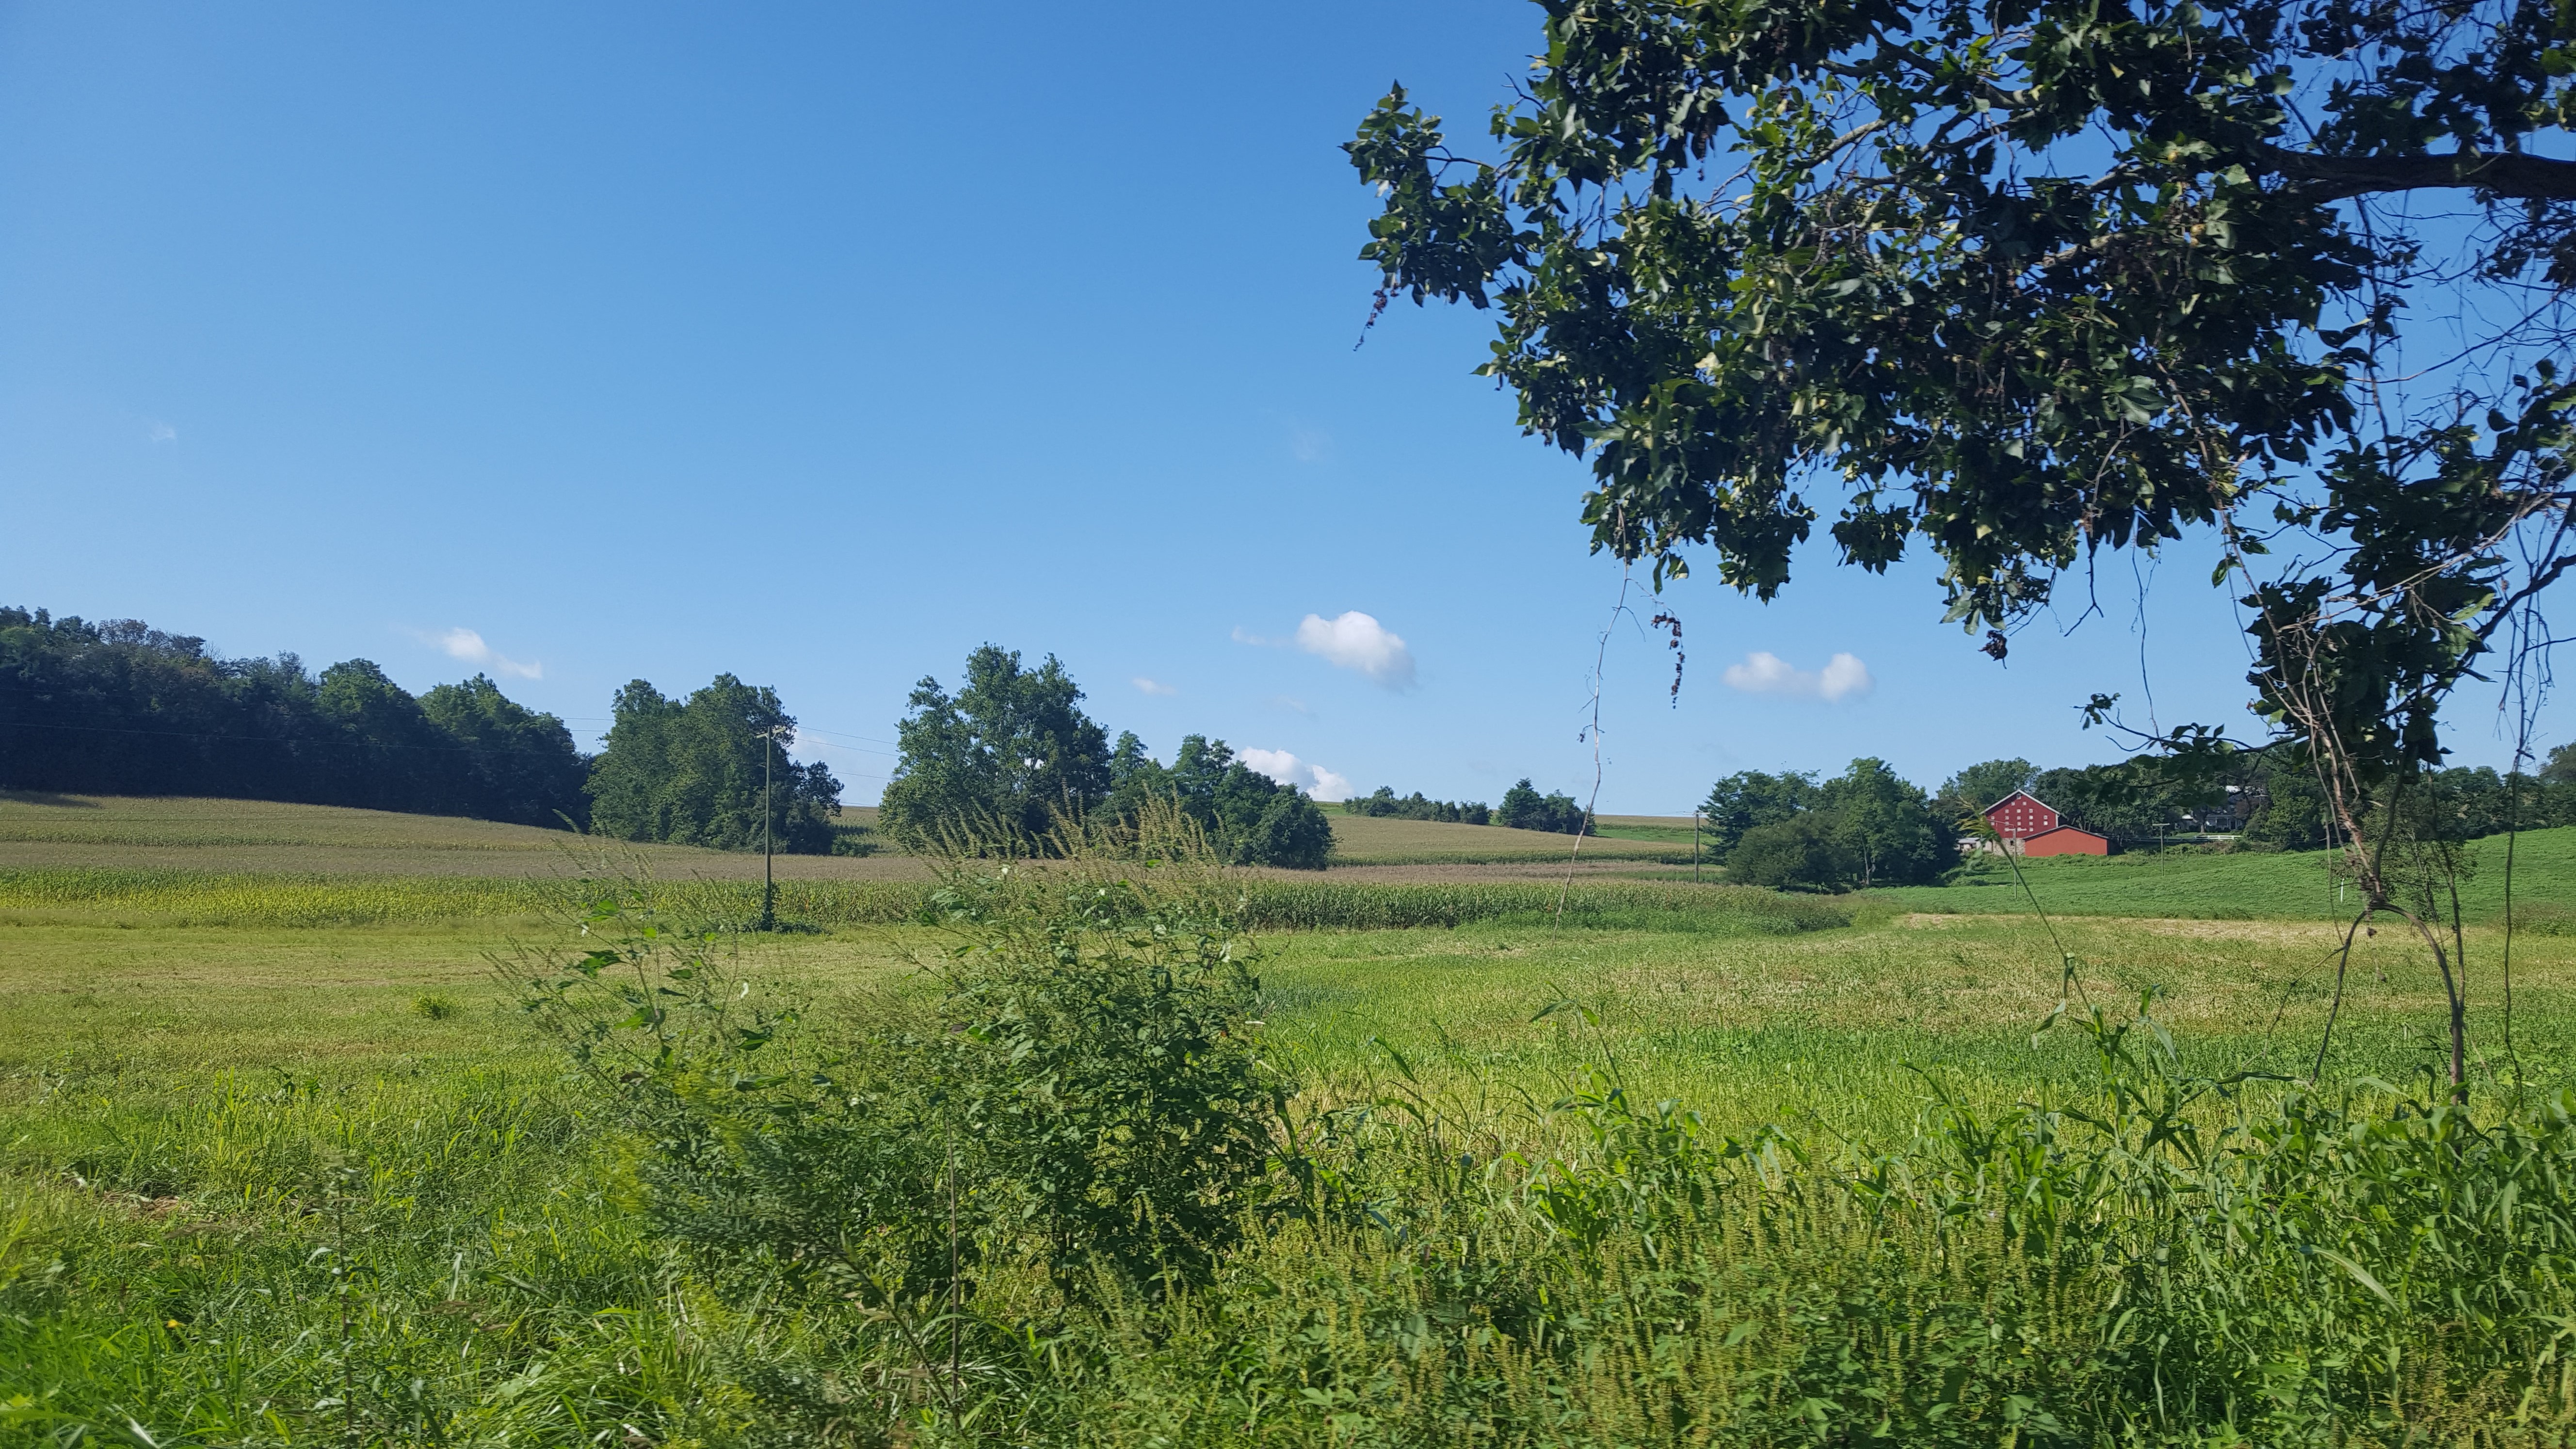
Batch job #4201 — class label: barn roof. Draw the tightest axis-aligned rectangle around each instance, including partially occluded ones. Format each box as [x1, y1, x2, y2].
[1981, 789, 2060, 817]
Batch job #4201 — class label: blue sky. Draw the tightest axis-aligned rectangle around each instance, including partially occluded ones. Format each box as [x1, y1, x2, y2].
[2, 2, 2552, 810]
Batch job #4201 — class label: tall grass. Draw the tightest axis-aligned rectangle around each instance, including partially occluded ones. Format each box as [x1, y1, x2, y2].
[0, 867, 1853, 934]
[6, 827, 2575, 1444]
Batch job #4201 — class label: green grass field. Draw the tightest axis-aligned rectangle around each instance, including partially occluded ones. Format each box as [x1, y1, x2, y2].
[1888, 824, 2576, 926]
[5, 800, 2575, 1443]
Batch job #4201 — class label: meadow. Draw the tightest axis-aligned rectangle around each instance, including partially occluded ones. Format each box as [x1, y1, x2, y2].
[1889, 827, 2576, 926]
[4, 798, 2576, 1444]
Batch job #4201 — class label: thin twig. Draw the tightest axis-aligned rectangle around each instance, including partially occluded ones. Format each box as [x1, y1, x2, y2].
[1556, 565, 1636, 930]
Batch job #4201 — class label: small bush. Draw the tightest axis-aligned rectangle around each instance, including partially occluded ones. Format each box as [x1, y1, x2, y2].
[409, 994, 457, 1019]
[510, 805, 1286, 1428]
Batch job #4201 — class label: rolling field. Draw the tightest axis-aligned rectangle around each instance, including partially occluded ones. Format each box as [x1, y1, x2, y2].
[1888, 823, 2576, 925]
[0, 793, 1678, 876]
[1314, 811, 1681, 865]
[5, 799, 2576, 1442]
[0, 793, 918, 880]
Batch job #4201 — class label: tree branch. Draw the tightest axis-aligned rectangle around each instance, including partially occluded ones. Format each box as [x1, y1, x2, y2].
[2254, 144, 2576, 203]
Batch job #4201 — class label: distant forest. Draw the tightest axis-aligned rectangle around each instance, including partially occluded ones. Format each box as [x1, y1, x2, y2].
[1, 607, 588, 826]
[15, 605, 2569, 866]
[0, 606, 841, 850]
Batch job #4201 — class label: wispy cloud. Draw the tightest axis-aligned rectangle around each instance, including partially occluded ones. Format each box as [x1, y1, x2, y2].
[1289, 426, 1331, 463]
[1239, 747, 1352, 802]
[1132, 676, 1178, 696]
[1721, 651, 1871, 703]
[1265, 695, 1311, 716]
[426, 627, 543, 681]
[145, 421, 177, 445]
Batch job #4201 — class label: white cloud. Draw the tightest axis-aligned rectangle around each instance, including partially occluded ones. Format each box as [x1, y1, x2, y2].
[1291, 611, 1416, 688]
[430, 627, 543, 681]
[1721, 650, 1872, 703]
[145, 421, 177, 444]
[1238, 747, 1352, 802]
[1131, 676, 1178, 696]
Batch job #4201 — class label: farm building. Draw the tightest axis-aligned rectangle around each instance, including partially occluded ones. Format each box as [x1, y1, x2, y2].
[1979, 790, 2111, 857]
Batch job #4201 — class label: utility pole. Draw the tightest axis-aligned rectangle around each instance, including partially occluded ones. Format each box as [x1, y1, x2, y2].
[760, 724, 777, 932]
[1693, 808, 1702, 883]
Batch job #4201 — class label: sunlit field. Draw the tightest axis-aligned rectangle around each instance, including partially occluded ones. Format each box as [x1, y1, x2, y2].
[5, 802, 2575, 1443]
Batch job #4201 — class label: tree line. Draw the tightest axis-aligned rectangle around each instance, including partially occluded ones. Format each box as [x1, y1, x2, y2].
[1336, 780, 1595, 834]
[1, 605, 844, 851]
[1931, 753, 2576, 853]
[875, 645, 1337, 869]
[1, 607, 589, 826]
[1700, 747, 2576, 892]
[869, 644, 1631, 867]
[19, 605, 2565, 874]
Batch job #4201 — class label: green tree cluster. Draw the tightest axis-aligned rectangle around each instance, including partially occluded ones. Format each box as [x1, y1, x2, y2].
[1495, 778, 1590, 835]
[1931, 759, 2039, 821]
[0, 606, 587, 826]
[877, 646, 1112, 852]
[2244, 763, 2576, 853]
[585, 676, 841, 853]
[880, 646, 1333, 869]
[1698, 770, 1823, 853]
[1719, 759, 1954, 890]
[1108, 734, 1335, 870]
[1929, 750, 2576, 853]
[1342, 787, 1490, 825]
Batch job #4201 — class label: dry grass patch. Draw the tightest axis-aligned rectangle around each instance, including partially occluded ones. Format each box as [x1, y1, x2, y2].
[1324, 812, 1678, 864]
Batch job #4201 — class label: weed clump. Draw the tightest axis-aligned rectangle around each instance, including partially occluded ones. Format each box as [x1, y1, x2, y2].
[509, 805, 1288, 1427]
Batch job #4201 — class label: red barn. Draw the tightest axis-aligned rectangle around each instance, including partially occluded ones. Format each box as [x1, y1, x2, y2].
[1981, 790, 2111, 856]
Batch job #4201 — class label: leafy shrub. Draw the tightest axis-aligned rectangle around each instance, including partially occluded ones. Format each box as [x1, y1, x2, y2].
[510, 809, 1286, 1424]
[924, 855, 1286, 1292]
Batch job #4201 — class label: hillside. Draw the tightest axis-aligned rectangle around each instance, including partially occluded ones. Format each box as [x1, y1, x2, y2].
[0, 792, 920, 881]
[1880, 826, 2576, 926]
[0, 793, 1686, 876]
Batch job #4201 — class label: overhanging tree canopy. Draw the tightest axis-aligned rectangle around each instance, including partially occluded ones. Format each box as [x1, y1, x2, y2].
[1350, 0, 2574, 793]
